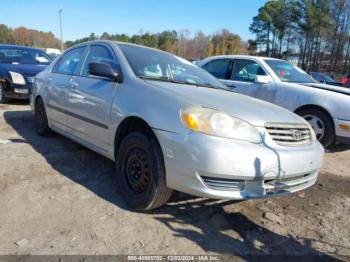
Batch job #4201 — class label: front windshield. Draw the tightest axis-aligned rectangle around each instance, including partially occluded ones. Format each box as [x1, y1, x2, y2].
[0, 47, 52, 65]
[118, 43, 226, 89]
[265, 59, 316, 83]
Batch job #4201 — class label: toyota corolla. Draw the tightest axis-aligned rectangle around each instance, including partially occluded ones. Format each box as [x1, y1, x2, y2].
[31, 41, 324, 210]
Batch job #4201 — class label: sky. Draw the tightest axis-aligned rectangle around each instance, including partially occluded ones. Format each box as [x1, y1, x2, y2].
[0, 0, 266, 41]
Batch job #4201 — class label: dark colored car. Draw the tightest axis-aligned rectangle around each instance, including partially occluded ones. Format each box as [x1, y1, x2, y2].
[0, 44, 52, 103]
[310, 72, 344, 87]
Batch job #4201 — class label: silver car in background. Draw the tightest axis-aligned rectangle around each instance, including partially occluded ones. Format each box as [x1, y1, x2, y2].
[31, 41, 324, 210]
[198, 55, 350, 148]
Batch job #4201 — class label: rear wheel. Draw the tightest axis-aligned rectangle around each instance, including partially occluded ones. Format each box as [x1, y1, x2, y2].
[297, 108, 334, 148]
[35, 98, 53, 136]
[116, 132, 173, 210]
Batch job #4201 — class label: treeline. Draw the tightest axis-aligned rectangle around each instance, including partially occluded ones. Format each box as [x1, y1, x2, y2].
[250, 0, 350, 73]
[0, 24, 60, 49]
[0, 23, 249, 59]
[66, 29, 249, 59]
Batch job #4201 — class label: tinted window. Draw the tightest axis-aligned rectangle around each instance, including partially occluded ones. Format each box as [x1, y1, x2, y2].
[52, 47, 85, 75]
[231, 60, 266, 82]
[0, 47, 51, 65]
[118, 44, 226, 89]
[202, 59, 231, 79]
[265, 59, 316, 83]
[81, 45, 118, 77]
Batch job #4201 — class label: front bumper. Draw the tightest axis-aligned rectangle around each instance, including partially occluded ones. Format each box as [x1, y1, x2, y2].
[155, 130, 324, 200]
[334, 119, 350, 144]
[3, 83, 32, 100]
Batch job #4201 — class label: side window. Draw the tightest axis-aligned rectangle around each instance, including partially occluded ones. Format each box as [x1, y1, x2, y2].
[81, 45, 118, 77]
[202, 59, 231, 79]
[52, 47, 85, 75]
[231, 60, 266, 82]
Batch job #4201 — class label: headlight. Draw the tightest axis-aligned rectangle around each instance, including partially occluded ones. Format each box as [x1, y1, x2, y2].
[181, 107, 262, 143]
[9, 71, 26, 85]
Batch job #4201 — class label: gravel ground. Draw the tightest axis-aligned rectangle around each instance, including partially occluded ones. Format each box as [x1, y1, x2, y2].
[0, 102, 349, 260]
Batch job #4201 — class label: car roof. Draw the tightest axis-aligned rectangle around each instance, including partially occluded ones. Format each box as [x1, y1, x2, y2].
[67, 40, 177, 56]
[197, 55, 285, 66]
[0, 44, 44, 51]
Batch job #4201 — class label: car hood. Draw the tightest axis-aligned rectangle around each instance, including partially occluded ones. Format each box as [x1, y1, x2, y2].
[146, 80, 305, 127]
[0, 63, 48, 77]
[299, 82, 350, 96]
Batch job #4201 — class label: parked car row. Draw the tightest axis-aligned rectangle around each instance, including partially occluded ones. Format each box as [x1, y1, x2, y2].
[1, 42, 348, 210]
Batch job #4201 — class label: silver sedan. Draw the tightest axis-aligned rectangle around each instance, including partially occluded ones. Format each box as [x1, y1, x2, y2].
[31, 41, 324, 210]
[198, 55, 350, 148]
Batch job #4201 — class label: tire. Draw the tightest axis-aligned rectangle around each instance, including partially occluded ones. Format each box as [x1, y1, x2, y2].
[0, 83, 9, 104]
[297, 108, 335, 148]
[116, 132, 173, 210]
[35, 98, 53, 136]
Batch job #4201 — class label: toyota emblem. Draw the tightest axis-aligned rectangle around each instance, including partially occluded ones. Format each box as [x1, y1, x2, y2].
[292, 130, 302, 141]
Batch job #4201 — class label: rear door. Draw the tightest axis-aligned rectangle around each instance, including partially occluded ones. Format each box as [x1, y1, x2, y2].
[46, 46, 86, 131]
[66, 44, 119, 151]
[201, 58, 232, 81]
[223, 59, 276, 103]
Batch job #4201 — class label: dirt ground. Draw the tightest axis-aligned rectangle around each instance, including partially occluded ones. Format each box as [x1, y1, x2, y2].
[0, 102, 349, 260]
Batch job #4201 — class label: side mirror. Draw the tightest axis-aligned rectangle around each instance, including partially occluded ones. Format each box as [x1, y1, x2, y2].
[255, 75, 271, 84]
[88, 62, 120, 82]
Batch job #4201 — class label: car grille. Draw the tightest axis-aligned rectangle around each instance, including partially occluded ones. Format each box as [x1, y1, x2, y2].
[26, 77, 35, 83]
[201, 176, 244, 191]
[265, 123, 312, 146]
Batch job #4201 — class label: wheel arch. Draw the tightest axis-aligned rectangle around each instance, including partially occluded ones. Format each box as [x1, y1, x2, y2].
[294, 104, 335, 136]
[33, 95, 44, 111]
[294, 104, 333, 122]
[34, 95, 43, 104]
[113, 116, 162, 161]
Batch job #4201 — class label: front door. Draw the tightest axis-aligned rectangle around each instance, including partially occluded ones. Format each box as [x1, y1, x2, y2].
[66, 44, 119, 151]
[222, 59, 276, 103]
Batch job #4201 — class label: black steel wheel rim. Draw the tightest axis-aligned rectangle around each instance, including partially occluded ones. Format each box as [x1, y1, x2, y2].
[125, 147, 150, 194]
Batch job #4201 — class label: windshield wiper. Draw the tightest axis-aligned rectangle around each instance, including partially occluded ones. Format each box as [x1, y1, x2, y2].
[139, 76, 175, 82]
[184, 82, 219, 89]
[139, 76, 219, 89]
[139, 76, 190, 85]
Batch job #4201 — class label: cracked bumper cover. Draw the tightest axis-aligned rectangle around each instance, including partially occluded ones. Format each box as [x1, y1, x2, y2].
[155, 129, 324, 200]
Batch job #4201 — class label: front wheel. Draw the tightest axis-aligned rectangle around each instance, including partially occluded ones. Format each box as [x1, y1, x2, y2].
[116, 132, 173, 210]
[297, 108, 335, 148]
